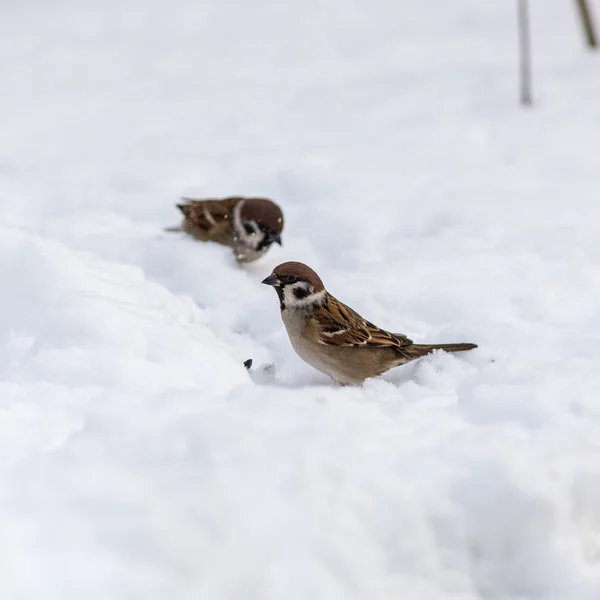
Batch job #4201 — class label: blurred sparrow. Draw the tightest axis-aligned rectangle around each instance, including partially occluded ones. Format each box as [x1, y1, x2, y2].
[167, 196, 283, 263]
[262, 261, 477, 385]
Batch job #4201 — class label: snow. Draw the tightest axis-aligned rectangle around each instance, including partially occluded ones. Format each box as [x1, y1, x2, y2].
[1, 0, 600, 597]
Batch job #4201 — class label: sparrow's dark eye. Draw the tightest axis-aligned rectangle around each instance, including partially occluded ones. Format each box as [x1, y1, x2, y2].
[243, 222, 255, 235]
[282, 275, 298, 285]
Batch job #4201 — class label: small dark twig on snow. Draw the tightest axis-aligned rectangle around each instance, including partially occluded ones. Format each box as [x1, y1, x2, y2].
[575, 0, 598, 48]
[517, 0, 532, 106]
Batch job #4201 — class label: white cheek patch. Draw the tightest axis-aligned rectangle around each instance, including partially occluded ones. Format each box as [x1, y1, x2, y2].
[246, 221, 261, 236]
[283, 285, 326, 309]
[232, 202, 266, 249]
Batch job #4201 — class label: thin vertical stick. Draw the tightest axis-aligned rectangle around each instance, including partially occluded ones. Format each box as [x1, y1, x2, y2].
[575, 0, 598, 48]
[518, 0, 532, 106]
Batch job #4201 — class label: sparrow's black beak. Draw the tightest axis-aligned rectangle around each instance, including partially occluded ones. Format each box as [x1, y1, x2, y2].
[261, 273, 281, 287]
[263, 231, 282, 247]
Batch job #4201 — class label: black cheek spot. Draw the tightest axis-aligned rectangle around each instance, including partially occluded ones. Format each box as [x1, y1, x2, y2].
[293, 287, 309, 300]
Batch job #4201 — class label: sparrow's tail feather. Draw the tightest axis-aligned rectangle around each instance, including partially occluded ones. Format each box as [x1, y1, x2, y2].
[406, 342, 477, 358]
[176, 203, 195, 218]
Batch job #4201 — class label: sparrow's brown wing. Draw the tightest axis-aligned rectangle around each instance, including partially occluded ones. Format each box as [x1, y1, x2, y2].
[177, 197, 241, 238]
[314, 294, 413, 348]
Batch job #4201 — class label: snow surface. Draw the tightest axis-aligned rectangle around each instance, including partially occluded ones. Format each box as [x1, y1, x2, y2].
[2, 0, 600, 598]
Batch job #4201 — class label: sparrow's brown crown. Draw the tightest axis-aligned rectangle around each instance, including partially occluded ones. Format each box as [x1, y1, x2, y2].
[241, 199, 284, 234]
[271, 261, 325, 292]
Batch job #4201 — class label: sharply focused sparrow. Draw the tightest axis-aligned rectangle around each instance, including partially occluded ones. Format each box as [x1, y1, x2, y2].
[167, 196, 284, 263]
[262, 261, 477, 385]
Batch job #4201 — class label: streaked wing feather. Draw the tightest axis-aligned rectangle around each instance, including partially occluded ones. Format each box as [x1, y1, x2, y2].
[315, 295, 413, 349]
[178, 197, 241, 233]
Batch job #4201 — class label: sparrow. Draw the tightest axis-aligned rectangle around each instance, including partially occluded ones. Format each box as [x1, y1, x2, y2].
[166, 196, 284, 263]
[262, 261, 477, 385]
